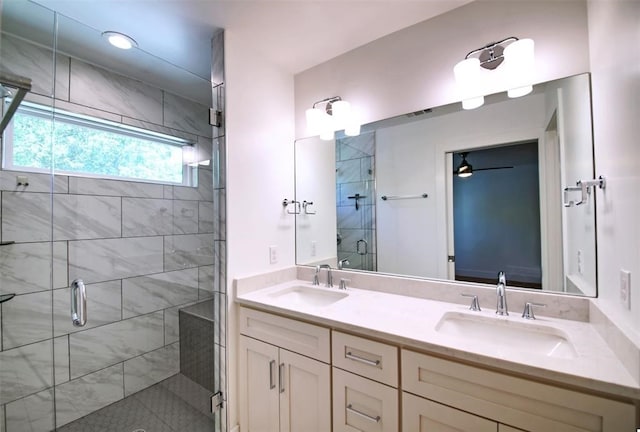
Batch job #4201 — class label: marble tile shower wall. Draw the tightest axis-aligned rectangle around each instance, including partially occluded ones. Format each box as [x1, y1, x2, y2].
[336, 132, 377, 271]
[0, 33, 226, 431]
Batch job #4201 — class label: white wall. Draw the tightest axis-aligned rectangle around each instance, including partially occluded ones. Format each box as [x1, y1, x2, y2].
[588, 1, 640, 336]
[375, 120, 439, 277]
[226, 32, 296, 278]
[554, 74, 597, 294]
[295, 0, 590, 138]
[294, 136, 337, 265]
[225, 30, 295, 428]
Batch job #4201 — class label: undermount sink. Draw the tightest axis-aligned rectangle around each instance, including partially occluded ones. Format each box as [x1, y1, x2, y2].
[435, 311, 577, 359]
[268, 285, 348, 307]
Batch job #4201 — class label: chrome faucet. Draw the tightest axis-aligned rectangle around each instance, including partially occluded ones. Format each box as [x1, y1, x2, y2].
[318, 264, 333, 287]
[496, 271, 508, 316]
[338, 258, 350, 270]
[312, 265, 321, 286]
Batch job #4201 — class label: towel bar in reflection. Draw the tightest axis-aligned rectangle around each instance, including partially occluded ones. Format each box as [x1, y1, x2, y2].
[381, 193, 428, 201]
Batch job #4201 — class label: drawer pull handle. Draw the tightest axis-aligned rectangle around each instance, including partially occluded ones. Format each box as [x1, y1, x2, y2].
[269, 360, 276, 390]
[346, 404, 381, 423]
[346, 351, 380, 367]
[279, 363, 285, 393]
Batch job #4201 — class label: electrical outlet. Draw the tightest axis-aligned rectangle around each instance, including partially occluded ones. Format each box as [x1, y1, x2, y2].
[620, 269, 631, 310]
[269, 245, 278, 264]
[311, 241, 317, 257]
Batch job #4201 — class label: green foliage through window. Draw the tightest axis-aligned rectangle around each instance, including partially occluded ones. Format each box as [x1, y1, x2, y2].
[6, 104, 191, 185]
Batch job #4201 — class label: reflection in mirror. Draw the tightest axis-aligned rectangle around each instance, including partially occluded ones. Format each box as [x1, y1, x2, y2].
[295, 73, 596, 296]
[452, 142, 542, 289]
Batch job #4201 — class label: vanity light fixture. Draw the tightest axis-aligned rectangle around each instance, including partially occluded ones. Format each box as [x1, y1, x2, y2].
[306, 96, 360, 140]
[102, 31, 138, 50]
[454, 37, 535, 110]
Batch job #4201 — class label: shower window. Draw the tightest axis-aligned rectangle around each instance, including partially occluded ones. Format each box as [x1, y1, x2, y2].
[3, 101, 198, 185]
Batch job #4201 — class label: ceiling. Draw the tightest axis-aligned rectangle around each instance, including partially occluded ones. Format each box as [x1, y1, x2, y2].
[28, 0, 471, 78]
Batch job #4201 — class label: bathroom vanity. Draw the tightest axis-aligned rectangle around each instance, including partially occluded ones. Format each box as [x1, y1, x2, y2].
[235, 268, 639, 432]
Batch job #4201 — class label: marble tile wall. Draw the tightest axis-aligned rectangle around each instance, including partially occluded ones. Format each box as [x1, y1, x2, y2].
[0, 165, 218, 429]
[4, 34, 210, 153]
[69, 60, 164, 125]
[0, 34, 69, 100]
[0, 29, 226, 432]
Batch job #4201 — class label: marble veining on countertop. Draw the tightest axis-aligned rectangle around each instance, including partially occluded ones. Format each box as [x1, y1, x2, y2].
[235, 278, 640, 401]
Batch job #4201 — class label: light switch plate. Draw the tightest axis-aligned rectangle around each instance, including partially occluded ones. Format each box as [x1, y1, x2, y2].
[269, 245, 278, 264]
[620, 269, 631, 310]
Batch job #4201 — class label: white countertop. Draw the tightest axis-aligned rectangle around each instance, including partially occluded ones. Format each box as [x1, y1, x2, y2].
[236, 279, 640, 400]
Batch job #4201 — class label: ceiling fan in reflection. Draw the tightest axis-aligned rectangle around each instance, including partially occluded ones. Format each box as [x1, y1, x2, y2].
[454, 152, 514, 178]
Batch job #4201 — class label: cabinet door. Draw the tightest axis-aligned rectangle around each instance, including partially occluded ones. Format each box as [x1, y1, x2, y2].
[240, 336, 280, 432]
[402, 392, 497, 432]
[333, 367, 399, 432]
[279, 349, 331, 432]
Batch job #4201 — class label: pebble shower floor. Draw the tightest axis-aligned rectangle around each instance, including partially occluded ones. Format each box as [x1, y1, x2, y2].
[56, 374, 216, 432]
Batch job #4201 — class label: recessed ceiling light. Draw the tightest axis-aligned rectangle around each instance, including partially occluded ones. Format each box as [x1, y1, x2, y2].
[102, 31, 138, 50]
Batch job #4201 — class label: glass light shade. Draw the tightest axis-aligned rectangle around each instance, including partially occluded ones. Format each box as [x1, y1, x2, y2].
[305, 107, 326, 136]
[504, 38, 535, 98]
[454, 57, 484, 109]
[331, 100, 351, 130]
[462, 96, 484, 110]
[345, 121, 361, 137]
[458, 171, 472, 178]
[320, 128, 335, 141]
[508, 85, 533, 98]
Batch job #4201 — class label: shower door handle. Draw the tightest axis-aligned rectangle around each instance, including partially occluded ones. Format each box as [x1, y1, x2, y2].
[71, 279, 87, 327]
[356, 239, 368, 255]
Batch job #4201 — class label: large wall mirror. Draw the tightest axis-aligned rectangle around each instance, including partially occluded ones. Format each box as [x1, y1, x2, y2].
[295, 73, 597, 297]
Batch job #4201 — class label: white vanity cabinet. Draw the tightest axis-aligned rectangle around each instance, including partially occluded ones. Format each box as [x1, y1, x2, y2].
[237, 306, 637, 432]
[332, 332, 399, 432]
[239, 308, 331, 432]
[401, 349, 636, 432]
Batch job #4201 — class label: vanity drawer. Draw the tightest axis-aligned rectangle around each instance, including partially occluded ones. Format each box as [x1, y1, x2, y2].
[401, 349, 636, 432]
[332, 331, 398, 387]
[333, 367, 399, 432]
[239, 307, 330, 363]
[402, 392, 497, 432]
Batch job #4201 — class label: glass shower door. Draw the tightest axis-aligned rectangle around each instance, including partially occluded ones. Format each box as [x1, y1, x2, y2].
[1, 3, 226, 431]
[0, 2, 57, 430]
